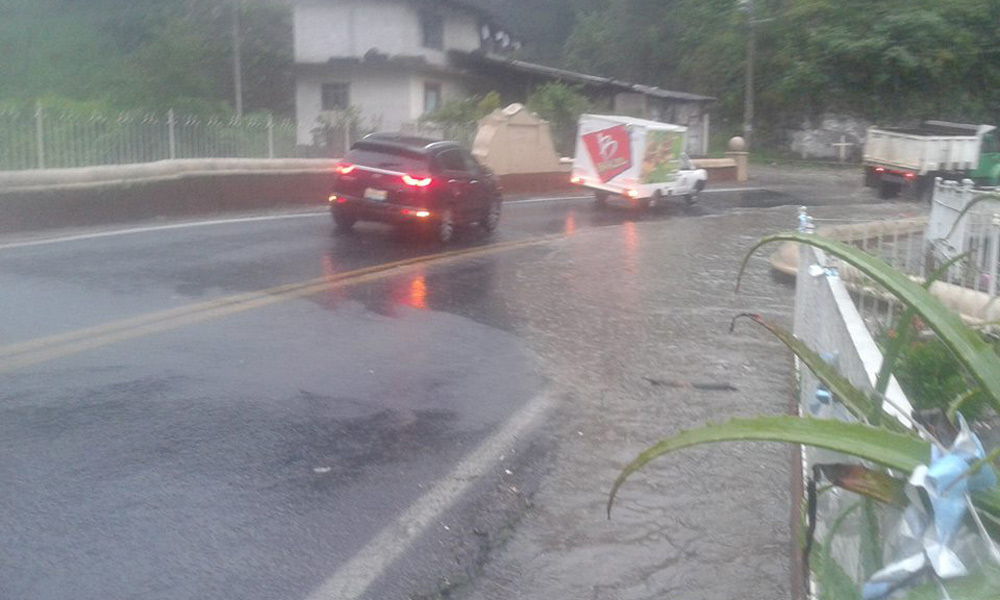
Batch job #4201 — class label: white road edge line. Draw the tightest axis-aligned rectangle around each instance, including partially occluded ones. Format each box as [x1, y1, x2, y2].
[702, 186, 764, 193]
[0, 212, 329, 251]
[1, 187, 767, 250]
[506, 187, 764, 205]
[505, 195, 591, 204]
[306, 392, 554, 600]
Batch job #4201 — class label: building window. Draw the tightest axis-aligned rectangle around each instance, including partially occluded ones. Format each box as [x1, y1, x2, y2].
[424, 82, 442, 114]
[321, 82, 350, 111]
[420, 12, 444, 50]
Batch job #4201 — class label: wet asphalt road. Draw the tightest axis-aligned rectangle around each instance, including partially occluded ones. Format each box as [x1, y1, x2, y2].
[0, 179, 884, 600]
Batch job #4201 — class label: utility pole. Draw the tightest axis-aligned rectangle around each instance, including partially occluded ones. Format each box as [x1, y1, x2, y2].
[232, 0, 244, 117]
[742, 0, 755, 150]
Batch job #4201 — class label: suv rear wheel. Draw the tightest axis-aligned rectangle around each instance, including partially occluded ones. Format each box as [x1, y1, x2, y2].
[332, 209, 356, 232]
[481, 200, 501, 232]
[435, 208, 455, 244]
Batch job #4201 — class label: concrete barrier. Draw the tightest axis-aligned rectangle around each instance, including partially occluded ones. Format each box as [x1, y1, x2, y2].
[0, 159, 587, 235]
[0, 160, 338, 234]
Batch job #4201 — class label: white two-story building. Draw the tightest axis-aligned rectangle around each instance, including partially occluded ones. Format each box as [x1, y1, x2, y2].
[293, 0, 714, 154]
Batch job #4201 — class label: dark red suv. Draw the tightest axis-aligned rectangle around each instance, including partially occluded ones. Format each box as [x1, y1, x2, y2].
[328, 134, 503, 243]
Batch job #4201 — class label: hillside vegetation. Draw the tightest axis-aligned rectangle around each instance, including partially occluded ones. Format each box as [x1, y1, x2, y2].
[0, 0, 292, 116]
[5, 0, 999, 140]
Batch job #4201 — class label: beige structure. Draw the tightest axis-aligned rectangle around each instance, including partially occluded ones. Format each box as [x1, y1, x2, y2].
[472, 104, 561, 175]
[726, 136, 749, 182]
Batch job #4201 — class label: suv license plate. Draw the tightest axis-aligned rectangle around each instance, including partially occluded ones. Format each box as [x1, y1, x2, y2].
[364, 188, 387, 202]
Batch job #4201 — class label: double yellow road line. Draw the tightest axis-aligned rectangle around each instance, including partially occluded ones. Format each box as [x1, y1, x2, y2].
[0, 235, 562, 374]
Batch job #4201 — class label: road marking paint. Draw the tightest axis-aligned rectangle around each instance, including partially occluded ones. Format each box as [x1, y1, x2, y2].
[505, 195, 591, 205]
[702, 187, 764, 193]
[0, 234, 565, 373]
[0, 212, 329, 251]
[0, 188, 767, 251]
[306, 391, 554, 600]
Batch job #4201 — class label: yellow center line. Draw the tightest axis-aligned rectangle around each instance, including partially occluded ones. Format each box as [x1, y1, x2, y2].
[0, 234, 564, 374]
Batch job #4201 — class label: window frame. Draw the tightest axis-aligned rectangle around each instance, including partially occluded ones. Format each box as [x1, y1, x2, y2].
[320, 82, 350, 112]
[420, 11, 444, 50]
[423, 82, 442, 115]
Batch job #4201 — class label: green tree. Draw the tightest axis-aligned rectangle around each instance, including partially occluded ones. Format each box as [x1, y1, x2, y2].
[526, 82, 592, 155]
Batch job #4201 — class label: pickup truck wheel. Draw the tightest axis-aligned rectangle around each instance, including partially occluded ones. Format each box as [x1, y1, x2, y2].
[684, 194, 698, 207]
[332, 209, 356, 233]
[878, 180, 901, 199]
[594, 191, 608, 208]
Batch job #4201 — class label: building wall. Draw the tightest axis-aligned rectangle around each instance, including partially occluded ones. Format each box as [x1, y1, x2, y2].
[296, 67, 412, 144]
[296, 66, 473, 144]
[294, 0, 482, 67]
[614, 94, 710, 155]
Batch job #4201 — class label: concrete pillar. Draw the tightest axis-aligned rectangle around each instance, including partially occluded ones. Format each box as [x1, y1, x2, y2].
[725, 136, 749, 182]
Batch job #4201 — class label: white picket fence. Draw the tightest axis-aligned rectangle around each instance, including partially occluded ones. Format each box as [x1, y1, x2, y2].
[0, 105, 299, 171]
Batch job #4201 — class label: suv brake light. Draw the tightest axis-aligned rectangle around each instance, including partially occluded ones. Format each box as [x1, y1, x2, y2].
[402, 174, 433, 187]
[335, 163, 356, 175]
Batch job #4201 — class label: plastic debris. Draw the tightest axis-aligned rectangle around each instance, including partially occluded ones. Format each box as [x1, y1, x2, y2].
[862, 415, 998, 600]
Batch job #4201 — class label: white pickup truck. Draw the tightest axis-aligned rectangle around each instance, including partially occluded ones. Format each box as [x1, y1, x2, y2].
[570, 114, 707, 208]
[863, 120, 1000, 200]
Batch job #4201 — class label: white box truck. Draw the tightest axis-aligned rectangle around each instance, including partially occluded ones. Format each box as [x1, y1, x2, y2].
[570, 114, 707, 208]
[863, 120, 1000, 200]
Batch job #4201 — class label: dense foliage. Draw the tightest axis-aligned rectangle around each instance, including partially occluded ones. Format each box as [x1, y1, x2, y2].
[561, 0, 1000, 137]
[0, 0, 292, 116]
[5, 0, 1000, 140]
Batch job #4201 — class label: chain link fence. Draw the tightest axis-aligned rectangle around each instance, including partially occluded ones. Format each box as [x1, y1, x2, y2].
[0, 105, 299, 171]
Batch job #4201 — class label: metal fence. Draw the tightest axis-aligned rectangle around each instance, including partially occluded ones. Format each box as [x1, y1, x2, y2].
[0, 105, 299, 171]
[799, 179, 1000, 335]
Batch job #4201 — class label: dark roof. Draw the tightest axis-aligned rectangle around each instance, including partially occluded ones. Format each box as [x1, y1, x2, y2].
[449, 51, 715, 103]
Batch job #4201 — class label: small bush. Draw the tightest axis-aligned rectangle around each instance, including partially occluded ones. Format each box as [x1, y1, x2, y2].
[893, 336, 989, 420]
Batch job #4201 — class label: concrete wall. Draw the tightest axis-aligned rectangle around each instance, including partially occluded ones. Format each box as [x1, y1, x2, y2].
[0, 161, 330, 234]
[294, 0, 481, 66]
[296, 67, 473, 144]
[788, 114, 870, 160]
[296, 67, 415, 143]
[611, 93, 710, 155]
[0, 159, 576, 235]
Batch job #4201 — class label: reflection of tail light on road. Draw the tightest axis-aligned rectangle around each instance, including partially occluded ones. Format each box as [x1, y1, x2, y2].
[409, 274, 427, 309]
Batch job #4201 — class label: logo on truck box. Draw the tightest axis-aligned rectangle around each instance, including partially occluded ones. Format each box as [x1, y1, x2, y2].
[583, 125, 631, 182]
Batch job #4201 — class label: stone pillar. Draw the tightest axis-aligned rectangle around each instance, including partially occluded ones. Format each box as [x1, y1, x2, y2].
[725, 136, 749, 182]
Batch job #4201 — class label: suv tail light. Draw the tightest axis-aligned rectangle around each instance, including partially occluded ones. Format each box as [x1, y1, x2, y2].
[402, 174, 433, 187]
[335, 163, 356, 175]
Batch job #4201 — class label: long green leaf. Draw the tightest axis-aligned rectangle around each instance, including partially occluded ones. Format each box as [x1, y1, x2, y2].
[737, 233, 1000, 413]
[873, 252, 973, 424]
[815, 502, 863, 600]
[731, 313, 888, 427]
[860, 499, 883, 577]
[607, 416, 929, 517]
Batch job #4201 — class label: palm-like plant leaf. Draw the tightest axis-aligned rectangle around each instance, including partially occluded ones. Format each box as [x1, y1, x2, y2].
[607, 416, 929, 517]
[736, 233, 1000, 413]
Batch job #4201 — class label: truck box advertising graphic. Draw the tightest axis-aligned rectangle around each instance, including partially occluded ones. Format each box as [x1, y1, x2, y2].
[640, 130, 683, 184]
[582, 124, 631, 183]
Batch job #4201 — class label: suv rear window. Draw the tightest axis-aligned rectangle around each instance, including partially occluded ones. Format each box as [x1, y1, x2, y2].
[345, 145, 429, 173]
